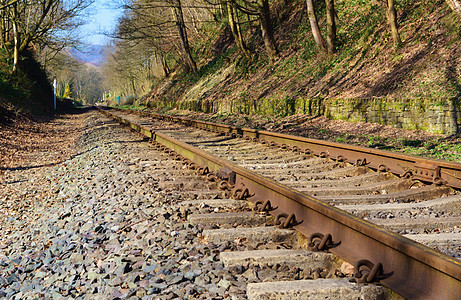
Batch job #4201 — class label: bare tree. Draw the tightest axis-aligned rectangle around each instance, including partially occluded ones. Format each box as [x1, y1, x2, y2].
[0, 0, 93, 72]
[234, 0, 279, 62]
[170, 0, 197, 73]
[446, 0, 461, 17]
[0, 0, 18, 11]
[305, 0, 337, 54]
[258, 0, 278, 60]
[306, 0, 326, 52]
[119, 0, 202, 74]
[225, 0, 251, 59]
[385, 0, 401, 47]
[325, 0, 336, 53]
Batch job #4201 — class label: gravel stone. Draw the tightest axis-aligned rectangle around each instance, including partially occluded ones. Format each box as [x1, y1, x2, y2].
[0, 111, 260, 299]
[0, 110, 377, 299]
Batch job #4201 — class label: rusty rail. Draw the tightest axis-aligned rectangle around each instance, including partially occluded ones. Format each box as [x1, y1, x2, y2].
[132, 109, 461, 189]
[98, 107, 461, 299]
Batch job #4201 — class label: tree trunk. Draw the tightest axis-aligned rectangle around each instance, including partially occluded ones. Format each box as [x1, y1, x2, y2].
[220, 2, 225, 20]
[334, 7, 339, 25]
[227, 1, 251, 59]
[446, 0, 461, 18]
[386, 0, 402, 47]
[257, 0, 278, 62]
[325, 0, 336, 54]
[233, 5, 247, 54]
[0, 9, 9, 53]
[12, 24, 19, 73]
[171, 0, 197, 74]
[12, 4, 19, 72]
[131, 78, 137, 95]
[160, 53, 170, 78]
[306, 0, 327, 52]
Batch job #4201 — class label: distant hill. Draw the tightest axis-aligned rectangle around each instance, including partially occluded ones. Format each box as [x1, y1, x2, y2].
[70, 45, 106, 66]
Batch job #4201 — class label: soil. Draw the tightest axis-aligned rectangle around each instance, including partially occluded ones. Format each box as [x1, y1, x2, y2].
[0, 108, 88, 179]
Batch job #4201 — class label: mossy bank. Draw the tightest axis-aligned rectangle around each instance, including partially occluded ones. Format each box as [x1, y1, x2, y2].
[116, 0, 461, 135]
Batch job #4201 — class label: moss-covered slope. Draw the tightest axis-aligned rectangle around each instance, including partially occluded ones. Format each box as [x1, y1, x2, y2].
[143, 0, 460, 120]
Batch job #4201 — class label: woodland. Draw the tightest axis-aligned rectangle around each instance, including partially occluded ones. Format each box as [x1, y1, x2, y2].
[102, 0, 461, 106]
[0, 0, 460, 112]
[0, 0, 101, 112]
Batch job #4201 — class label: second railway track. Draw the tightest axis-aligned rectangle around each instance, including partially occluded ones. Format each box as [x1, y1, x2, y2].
[97, 106, 461, 299]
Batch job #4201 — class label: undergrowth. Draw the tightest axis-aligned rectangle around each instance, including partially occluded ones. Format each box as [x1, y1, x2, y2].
[0, 49, 31, 103]
[401, 141, 461, 162]
[150, 0, 460, 113]
[0, 49, 52, 117]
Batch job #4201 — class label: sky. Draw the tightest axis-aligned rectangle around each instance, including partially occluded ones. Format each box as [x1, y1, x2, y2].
[80, 0, 124, 46]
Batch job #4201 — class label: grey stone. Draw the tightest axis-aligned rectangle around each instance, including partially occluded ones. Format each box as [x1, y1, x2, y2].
[109, 277, 123, 287]
[246, 278, 385, 300]
[157, 268, 172, 276]
[257, 268, 277, 282]
[114, 262, 132, 276]
[217, 279, 232, 290]
[34, 271, 47, 279]
[148, 284, 166, 294]
[184, 272, 196, 281]
[87, 271, 100, 280]
[6, 273, 20, 285]
[142, 265, 157, 273]
[242, 268, 258, 282]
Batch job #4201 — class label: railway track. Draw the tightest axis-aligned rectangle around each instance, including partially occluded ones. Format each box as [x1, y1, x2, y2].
[97, 106, 461, 299]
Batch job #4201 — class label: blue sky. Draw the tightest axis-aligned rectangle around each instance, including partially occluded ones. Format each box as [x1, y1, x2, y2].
[80, 0, 123, 45]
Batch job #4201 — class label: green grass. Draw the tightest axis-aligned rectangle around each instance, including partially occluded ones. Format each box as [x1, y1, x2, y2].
[401, 142, 461, 162]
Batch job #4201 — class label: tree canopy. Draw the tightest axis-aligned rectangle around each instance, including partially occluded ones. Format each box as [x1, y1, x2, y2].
[0, 0, 93, 72]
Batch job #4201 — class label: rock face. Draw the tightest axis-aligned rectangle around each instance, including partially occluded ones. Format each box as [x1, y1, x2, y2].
[171, 96, 461, 135]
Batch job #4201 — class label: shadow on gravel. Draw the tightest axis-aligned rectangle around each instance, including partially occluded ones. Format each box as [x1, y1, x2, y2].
[2, 179, 28, 185]
[1, 105, 95, 127]
[0, 145, 100, 173]
[192, 137, 236, 144]
[102, 139, 150, 145]
[47, 105, 95, 121]
[1, 137, 149, 173]
[0, 103, 16, 125]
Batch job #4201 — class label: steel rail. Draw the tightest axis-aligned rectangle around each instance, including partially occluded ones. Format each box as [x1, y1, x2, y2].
[134, 109, 461, 189]
[98, 107, 461, 299]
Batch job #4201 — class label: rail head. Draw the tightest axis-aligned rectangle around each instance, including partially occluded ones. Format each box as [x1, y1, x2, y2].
[142, 109, 461, 189]
[97, 107, 461, 299]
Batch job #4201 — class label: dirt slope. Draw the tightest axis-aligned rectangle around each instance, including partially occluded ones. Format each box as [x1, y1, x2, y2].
[146, 0, 461, 113]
